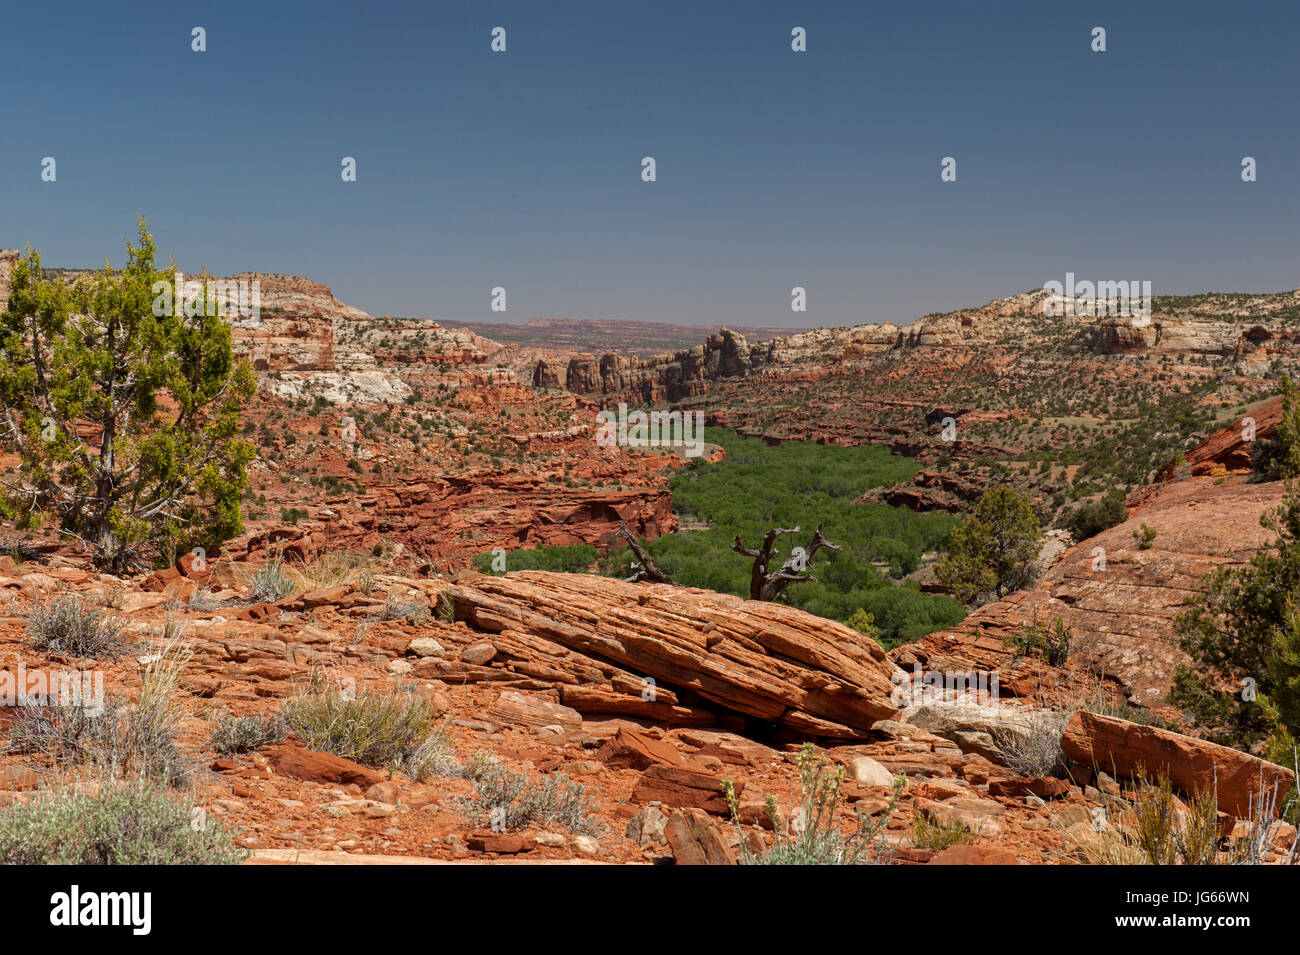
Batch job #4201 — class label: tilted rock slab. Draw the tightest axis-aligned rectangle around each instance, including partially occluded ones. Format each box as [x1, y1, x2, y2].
[1061, 711, 1295, 818]
[447, 571, 902, 738]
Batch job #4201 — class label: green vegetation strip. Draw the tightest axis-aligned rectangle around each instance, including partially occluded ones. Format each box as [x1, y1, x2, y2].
[476, 428, 965, 646]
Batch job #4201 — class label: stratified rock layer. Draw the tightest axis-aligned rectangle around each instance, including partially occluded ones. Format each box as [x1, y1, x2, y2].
[446, 571, 902, 738]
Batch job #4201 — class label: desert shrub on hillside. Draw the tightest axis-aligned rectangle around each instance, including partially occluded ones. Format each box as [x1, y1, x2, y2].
[1060, 488, 1128, 542]
[935, 487, 1041, 606]
[1066, 772, 1297, 865]
[0, 219, 255, 573]
[7, 638, 194, 786]
[1252, 374, 1300, 481]
[459, 761, 604, 836]
[0, 781, 246, 865]
[1132, 523, 1157, 550]
[376, 593, 429, 622]
[211, 711, 290, 755]
[725, 743, 903, 865]
[26, 594, 126, 658]
[281, 680, 447, 779]
[1005, 615, 1073, 667]
[993, 709, 1068, 777]
[911, 812, 977, 851]
[248, 554, 294, 602]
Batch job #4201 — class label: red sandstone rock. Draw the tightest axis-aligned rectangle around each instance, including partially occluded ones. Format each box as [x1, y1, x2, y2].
[486, 690, 583, 734]
[1060, 711, 1295, 817]
[272, 744, 384, 788]
[988, 777, 1070, 800]
[449, 571, 901, 738]
[664, 809, 737, 865]
[631, 765, 741, 815]
[466, 832, 533, 854]
[928, 844, 1019, 865]
[596, 727, 702, 771]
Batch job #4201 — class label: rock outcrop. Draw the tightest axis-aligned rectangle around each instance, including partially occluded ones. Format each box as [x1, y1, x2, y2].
[446, 571, 902, 738]
[893, 395, 1291, 707]
[894, 475, 1285, 707]
[1061, 711, 1294, 817]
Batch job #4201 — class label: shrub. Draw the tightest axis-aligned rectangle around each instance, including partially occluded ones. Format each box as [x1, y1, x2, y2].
[1170, 484, 1300, 749]
[1005, 615, 1073, 667]
[1061, 488, 1128, 542]
[0, 220, 255, 573]
[725, 743, 902, 865]
[0, 781, 247, 865]
[845, 608, 879, 641]
[180, 586, 219, 612]
[211, 712, 290, 755]
[7, 639, 194, 787]
[1065, 772, 1299, 865]
[993, 709, 1068, 777]
[935, 487, 1041, 606]
[459, 762, 604, 836]
[1251, 374, 1300, 481]
[281, 682, 444, 779]
[26, 594, 126, 658]
[911, 812, 977, 850]
[1133, 523, 1158, 550]
[376, 593, 429, 622]
[249, 555, 294, 602]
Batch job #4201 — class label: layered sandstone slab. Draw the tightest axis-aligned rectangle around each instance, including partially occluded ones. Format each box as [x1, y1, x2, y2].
[1061, 711, 1294, 817]
[447, 571, 902, 738]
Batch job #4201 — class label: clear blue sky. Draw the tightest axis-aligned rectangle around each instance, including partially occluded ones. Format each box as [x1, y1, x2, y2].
[1, 0, 1296, 328]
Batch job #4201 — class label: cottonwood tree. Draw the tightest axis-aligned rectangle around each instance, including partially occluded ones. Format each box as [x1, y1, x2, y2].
[0, 218, 256, 572]
[731, 523, 841, 602]
[934, 487, 1040, 606]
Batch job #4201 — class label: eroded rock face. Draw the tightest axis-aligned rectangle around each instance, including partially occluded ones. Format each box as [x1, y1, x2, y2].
[534, 328, 762, 403]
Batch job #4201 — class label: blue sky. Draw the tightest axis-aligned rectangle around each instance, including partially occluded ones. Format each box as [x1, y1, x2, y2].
[1, 0, 1296, 328]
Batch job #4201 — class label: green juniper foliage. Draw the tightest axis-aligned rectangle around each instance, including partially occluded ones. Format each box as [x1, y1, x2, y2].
[1170, 482, 1300, 754]
[1061, 488, 1128, 542]
[0, 218, 256, 572]
[934, 486, 1041, 606]
[1251, 374, 1300, 481]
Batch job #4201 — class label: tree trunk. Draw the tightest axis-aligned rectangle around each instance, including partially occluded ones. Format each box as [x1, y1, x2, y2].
[731, 524, 842, 602]
[617, 521, 675, 585]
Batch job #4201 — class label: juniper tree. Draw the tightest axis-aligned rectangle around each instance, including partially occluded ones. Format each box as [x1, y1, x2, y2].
[1170, 484, 1300, 752]
[0, 218, 255, 572]
[934, 486, 1041, 606]
[1251, 374, 1300, 481]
